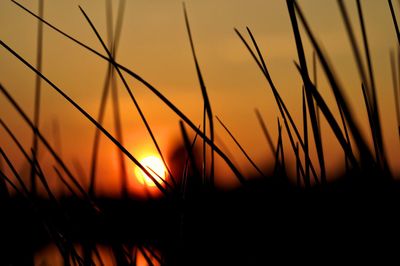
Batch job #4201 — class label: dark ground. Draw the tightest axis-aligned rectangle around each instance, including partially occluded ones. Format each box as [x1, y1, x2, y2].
[1, 172, 400, 265]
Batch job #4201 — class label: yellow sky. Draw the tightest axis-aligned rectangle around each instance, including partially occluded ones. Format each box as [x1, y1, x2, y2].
[0, 0, 399, 196]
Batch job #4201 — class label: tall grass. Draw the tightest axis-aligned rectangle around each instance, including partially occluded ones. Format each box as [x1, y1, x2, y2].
[1, 0, 400, 264]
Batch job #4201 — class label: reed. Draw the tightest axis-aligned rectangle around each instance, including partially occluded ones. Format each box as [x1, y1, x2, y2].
[1, 0, 400, 264]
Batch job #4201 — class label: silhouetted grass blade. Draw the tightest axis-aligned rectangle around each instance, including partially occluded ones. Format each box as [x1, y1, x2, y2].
[389, 0, 400, 44]
[11, 1, 245, 184]
[302, 88, 310, 187]
[390, 50, 400, 137]
[216, 116, 265, 177]
[237, 27, 318, 182]
[0, 148, 29, 196]
[78, 6, 173, 194]
[30, 0, 44, 196]
[183, 3, 215, 187]
[339, 0, 387, 169]
[293, 1, 375, 171]
[287, 0, 326, 184]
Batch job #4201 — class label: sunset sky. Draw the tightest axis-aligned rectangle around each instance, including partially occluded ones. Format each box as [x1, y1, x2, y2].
[0, 0, 399, 196]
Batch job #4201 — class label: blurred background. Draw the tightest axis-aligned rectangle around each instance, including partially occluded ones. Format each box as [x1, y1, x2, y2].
[0, 0, 399, 197]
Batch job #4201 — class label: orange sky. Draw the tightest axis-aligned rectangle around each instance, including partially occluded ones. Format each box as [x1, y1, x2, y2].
[0, 0, 399, 197]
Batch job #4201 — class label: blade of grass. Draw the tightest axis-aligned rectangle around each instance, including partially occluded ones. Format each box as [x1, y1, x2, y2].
[110, 0, 130, 197]
[0, 157, 10, 198]
[398, 46, 400, 135]
[214, 133, 240, 169]
[183, 3, 215, 187]
[113, 0, 126, 54]
[273, 118, 287, 177]
[312, 51, 322, 138]
[79, 6, 176, 191]
[309, 52, 353, 173]
[0, 51, 169, 197]
[0, 169, 22, 196]
[30, 0, 44, 196]
[273, 120, 282, 176]
[10, 1, 245, 183]
[108, 0, 131, 197]
[182, 125, 201, 196]
[389, 0, 400, 44]
[53, 166, 79, 197]
[278, 119, 286, 176]
[236, 27, 318, 183]
[287, 0, 326, 184]
[145, 245, 163, 265]
[302, 87, 310, 187]
[255, 108, 276, 156]
[93, 246, 105, 266]
[146, 165, 174, 190]
[356, 0, 379, 124]
[110, 63, 129, 197]
[30, 148, 58, 201]
[1, 119, 32, 166]
[0, 148, 29, 195]
[390, 50, 400, 137]
[295, 142, 301, 187]
[180, 121, 201, 192]
[293, 1, 375, 169]
[216, 116, 265, 177]
[338, 0, 386, 168]
[293, 62, 358, 168]
[51, 119, 63, 157]
[138, 246, 155, 266]
[0, 118, 57, 200]
[89, 0, 129, 198]
[0, 82, 120, 198]
[88, 0, 136, 195]
[89, 63, 113, 197]
[112, 245, 130, 266]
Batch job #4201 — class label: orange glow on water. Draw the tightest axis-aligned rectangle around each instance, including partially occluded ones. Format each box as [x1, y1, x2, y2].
[35, 244, 161, 265]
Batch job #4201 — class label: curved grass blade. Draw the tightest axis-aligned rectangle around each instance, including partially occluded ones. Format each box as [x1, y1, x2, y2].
[302, 88, 310, 187]
[293, 1, 375, 169]
[287, 0, 326, 184]
[0, 47, 169, 196]
[108, 0, 129, 197]
[79, 6, 178, 191]
[89, 0, 129, 198]
[293, 62, 358, 168]
[89, 63, 113, 197]
[390, 50, 400, 137]
[255, 109, 276, 156]
[216, 116, 265, 177]
[0, 83, 92, 198]
[312, 52, 322, 138]
[0, 169, 22, 196]
[10, 1, 245, 183]
[0, 148, 29, 196]
[183, 3, 215, 186]
[389, 0, 400, 44]
[338, 0, 386, 168]
[0, 119, 56, 200]
[53, 166, 79, 197]
[235, 27, 319, 183]
[180, 121, 201, 194]
[0, 157, 10, 198]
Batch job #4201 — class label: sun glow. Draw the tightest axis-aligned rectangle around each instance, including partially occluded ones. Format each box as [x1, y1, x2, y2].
[135, 155, 167, 187]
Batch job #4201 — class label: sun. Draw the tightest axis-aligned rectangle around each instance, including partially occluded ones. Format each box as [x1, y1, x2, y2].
[135, 155, 167, 187]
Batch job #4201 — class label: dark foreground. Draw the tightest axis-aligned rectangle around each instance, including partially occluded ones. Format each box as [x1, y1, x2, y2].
[2, 174, 400, 265]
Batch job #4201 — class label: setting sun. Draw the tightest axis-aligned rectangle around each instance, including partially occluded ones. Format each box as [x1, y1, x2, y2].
[135, 156, 167, 187]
